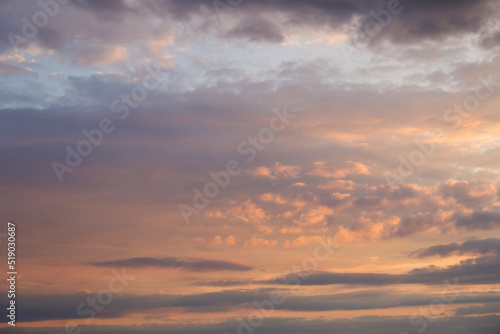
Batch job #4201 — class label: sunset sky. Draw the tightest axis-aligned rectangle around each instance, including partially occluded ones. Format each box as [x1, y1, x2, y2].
[1, 0, 500, 333]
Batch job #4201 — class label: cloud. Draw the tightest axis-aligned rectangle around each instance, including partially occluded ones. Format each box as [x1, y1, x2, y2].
[292, 206, 334, 227]
[192, 280, 252, 287]
[222, 16, 285, 43]
[264, 255, 500, 286]
[0, 52, 37, 75]
[156, 0, 497, 46]
[389, 211, 445, 237]
[0, 62, 34, 75]
[455, 302, 500, 316]
[245, 163, 301, 179]
[209, 199, 270, 224]
[8, 300, 500, 334]
[332, 216, 397, 243]
[455, 210, 500, 230]
[2, 2, 500, 333]
[70, 0, 133, 16]
[358, 0, 497, 44]
[1, 0, 497, 62]
[308, 161, 370, 178]
[259, 192, 287, 205]
[91, 257, 253, 272]
[480, 29, 500, 48]
[12, 288, 500, 322]
[441, 180, 497, 207]
[411, 238, 500, 258]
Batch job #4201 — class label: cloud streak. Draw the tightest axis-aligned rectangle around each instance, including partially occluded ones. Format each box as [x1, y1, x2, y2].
[411, 238, 500, 258]
[91, 257, 254, 272]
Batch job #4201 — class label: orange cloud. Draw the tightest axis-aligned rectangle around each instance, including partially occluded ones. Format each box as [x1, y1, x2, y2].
[293, 206, 334, 227]
[308, 161, 370, 178]
[259, 192, 287, 205]
[245, 162, 301, 179]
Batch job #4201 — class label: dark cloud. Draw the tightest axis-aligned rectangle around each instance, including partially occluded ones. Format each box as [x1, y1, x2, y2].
[0, 0, 172, 57]
[10, 288, 500, 322]
[1, 0, 495, 57]
[440, 180, 497, 207]
[367, 0, 495, 44]
[266, 271, 403, 285]
[373, 183, 419, 200]
[9, 289, 273, 322]
[71, 0, 132, 14]
[411, 238, 500, 258]
[192, 279, 252, 286]
[481, 29, 500, 48]
[146, 0, 212, 21]
[278, 290, 500, 313]
[390, 212, 440, 237]
[262, 255, 500, 286]
[163, 0, 497, 45]
[407, 255, 500, 285]
[222, 16, 284, 43]
[2, 315, 499, 334]
[91, 257, 254, 272]
[455, 210, 500, 230]
[197, 255, 500, 287]
[352, 196, 383, 208]
[455, 302, 500, 316]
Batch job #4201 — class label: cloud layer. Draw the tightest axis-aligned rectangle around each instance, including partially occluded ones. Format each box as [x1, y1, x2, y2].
[2, 1, 500, 333]
[91, 257, 254, 272]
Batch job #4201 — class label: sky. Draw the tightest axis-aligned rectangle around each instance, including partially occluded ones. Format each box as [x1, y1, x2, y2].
[1, 0, 500, 333]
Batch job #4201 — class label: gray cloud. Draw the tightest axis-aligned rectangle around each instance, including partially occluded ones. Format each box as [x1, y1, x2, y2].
[455, 210, 500, 230]
[455, 302, 500, 316]
[481, 29, 500, 49]
[390, 212, 440, 237]
[71, 0, 132, 15]
[411, 238, 500, 258]
[361, 0, 496, 44]
[441, 180, 498, 208]
[165, 0, 497, 45]
[10, 288, 500, 322]
[2, 314, 499, 334]
[222, 16, 284, 43]
[10, 289, 274, 322]
[260, 255, 500, 286]
[91, 257, 254, 272]
[1, 0, 496, 58]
